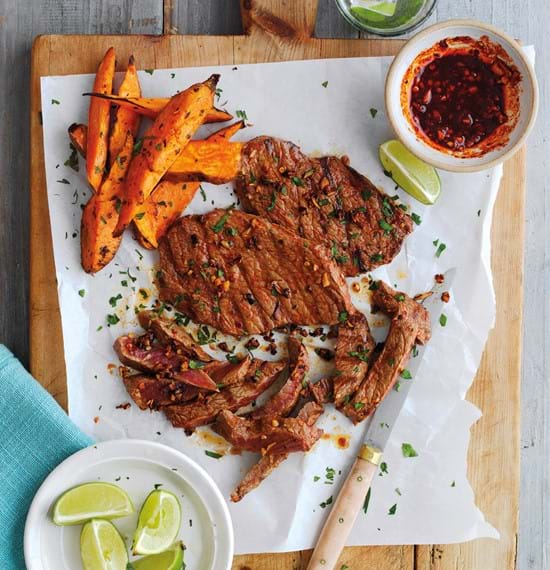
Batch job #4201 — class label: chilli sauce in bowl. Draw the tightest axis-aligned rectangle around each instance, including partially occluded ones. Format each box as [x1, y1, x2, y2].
[385, 20, 538, 172]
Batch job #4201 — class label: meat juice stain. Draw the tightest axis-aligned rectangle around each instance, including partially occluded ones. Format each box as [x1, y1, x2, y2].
[195, 428, 230, 454]
[322, 433, 350, 450]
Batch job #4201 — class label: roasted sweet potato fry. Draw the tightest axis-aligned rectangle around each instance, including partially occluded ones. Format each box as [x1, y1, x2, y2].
[109, 56, 141, 165]
[86, 47, 115, 192]
[68, 123, 87, 157]
[114, 74, 219, 236]
[81, 133, 134, 273]
[166, 140, 243, 184]
[84, 93, 232, 123]
[134, 121, 246, 248]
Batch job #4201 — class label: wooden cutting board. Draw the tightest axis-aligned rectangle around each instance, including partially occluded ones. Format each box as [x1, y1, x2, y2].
[29, 2, 523, 568]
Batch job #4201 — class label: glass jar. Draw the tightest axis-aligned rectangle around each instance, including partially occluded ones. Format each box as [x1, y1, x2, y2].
[334, 0, 438, 36]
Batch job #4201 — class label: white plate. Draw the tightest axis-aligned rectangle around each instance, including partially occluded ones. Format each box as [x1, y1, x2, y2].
[24, 439, 234, 570]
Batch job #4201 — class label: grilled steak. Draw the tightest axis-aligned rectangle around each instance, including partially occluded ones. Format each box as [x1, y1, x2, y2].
[138, 311, 213, 362]
[114, 334, 217, 391]
[164, 360, 286, 430]
[231, 401, 324, 502]
[332, 313, 375, 406]
[214, 408, 322, 455]
[250, 336, 308, 420]
[123, 374, 199, 410]
[344, 281, 431, 423]
[309, 377, 334, 405]
[236, 136, 413, 276]
[157, 209, 355, 336]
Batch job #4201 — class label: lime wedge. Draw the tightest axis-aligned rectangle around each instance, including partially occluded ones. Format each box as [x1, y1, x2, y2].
[80, 519, 128, 570]
[132, 490, 182, 555]
[52, 482, 134, 526]
[133, 541, 185, 570]
[379, 140, 441, 205]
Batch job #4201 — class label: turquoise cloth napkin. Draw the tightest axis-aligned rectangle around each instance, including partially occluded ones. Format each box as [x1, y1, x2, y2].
[0, 345, 92, 569]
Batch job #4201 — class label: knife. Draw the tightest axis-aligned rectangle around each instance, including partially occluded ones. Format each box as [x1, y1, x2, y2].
[307, 268, 456, 570]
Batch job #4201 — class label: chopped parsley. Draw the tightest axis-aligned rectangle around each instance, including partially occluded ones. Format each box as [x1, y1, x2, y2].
[400, 369, 412, 379]
[348, 349, 369, 362]
[439, 314, 448, 327]
[353, 402, 365, 410]
[51, 99, 60, 105]
[319, 495, 333, 509]
[204, 450, 222, 459]
[435, 242, 447, 257]
[337, 311, 348, 324]
[109, 294, 122, 307]
[78, 289, 86, 298]
[266, 191, 277, 212]
[370, 253, 384, 262]
[291, 176, 304, 187]
[313, 475, 320, 482]
[211, 209, 232, 233]
[325, 467, 336, 484]
[382, 198, 393, 219]
[199, 185, 207, 201]
[388, 504, 397, 515]
[189, 360, 205, 370]
[369, 107, 378, 118]
[362, 189, 372, 200]
[394, 293, 405, 302]
[380, 462, 388, 475]
[378, 219, 393, 233]
[106, 314, 120, 326]
[362, 488, 371, 514]
[401, 443, 418, 458]
[411, 212, 422, 225]
[144, 69, 154, 75]
[321, 81, 328, 88]
[57, 178, 70, 185]
[64, 144, 79, 172]
[236, 109, 248, 121]
[215, 87, 223, 99]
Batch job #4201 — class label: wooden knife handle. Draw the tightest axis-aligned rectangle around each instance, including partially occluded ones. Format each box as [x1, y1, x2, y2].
[307, 447, 381, 570]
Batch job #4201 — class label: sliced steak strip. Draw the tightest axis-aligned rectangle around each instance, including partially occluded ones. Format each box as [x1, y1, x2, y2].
[214, 409, 322, 455]
[123, 374, 199, 410]
[250, 336, 308, 420]
[343, 281, 431, 423]
[138, 310, 213, 362]
[309, 377, 334, 405]
[205, 356, 252, 387]
[157, 209, 354, 336]
[236, 136, 413, 276]
[164, 360, 286, 431]
[230, 401, 324, 502]
[332, 313, 375, 406]
[114, 334, 218, 391]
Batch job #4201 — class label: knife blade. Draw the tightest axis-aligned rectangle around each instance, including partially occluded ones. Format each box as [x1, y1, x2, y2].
[307, 268, 457, 570]
[364, 267, 456, 453]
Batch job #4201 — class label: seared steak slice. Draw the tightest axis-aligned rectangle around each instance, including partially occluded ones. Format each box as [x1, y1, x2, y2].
[164, 360, 285, 430]
[236, 137, 413, 276]
[114, 334, 217, 391]
[309, 377, 334, 405]
[138, 310, 213, 362]
[123, 374, 199, 410]
[250, 336, 308, 420]
[230, 401, 324, 502]
[332, 313, 375, 406]
[157, 209, 354, 336]
[343, 282, 431, 423]
[206, 356, 252, 387]
[214, 409, 322, 455]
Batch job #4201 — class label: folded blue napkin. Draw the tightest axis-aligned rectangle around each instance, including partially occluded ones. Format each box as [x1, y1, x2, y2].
[0, 345, 92, 569]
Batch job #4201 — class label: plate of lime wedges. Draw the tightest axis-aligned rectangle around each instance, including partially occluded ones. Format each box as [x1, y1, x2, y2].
[24, 439, 233, 570]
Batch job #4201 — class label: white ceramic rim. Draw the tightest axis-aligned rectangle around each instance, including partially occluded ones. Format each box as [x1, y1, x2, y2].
[24, 439, 234, 570]
[385, 19, 539, 172]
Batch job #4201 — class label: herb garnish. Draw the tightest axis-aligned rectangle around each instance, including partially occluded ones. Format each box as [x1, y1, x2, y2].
[189, 360, 205, 370]
[362, 488, 371, 514]
[106, 314, 120, 326]
[78, 289, 86, 297]
[370, 107, 378, 118]
[435, 242, 447, 257]
[411, 212, 422, 225]
[400, 369, 412, 379]
[388, 504, 397, 515]
[325, 467, 336, 484]
[144, 69, 154, 75]
[319, 496, 333, 509]
[291, 176, 304, 187]
[348, 349, 369, 362]
[338, 311, 348, 324]
[204, 450, 222, 459]
[199, 185, 207, 201]
[211, 209, 232, 233]
[266, 191, 277, 211]
[64, 144, 79, 172]
[109, 294, 122, 307]
[236, 110, 248, 121]
[401, 443, 418, 457]
[378, 219, 393, 233]
[51, 99, 60, 105]
[321, 81, 328, 88]
[380, 462, 388, 475]
[439, 314, 447, 327]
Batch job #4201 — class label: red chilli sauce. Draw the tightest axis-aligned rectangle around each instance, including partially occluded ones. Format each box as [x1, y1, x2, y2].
[401, 36, 522, 157]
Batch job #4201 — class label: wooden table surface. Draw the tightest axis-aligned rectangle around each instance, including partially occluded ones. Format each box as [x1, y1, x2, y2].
[1, 1, 547, 568]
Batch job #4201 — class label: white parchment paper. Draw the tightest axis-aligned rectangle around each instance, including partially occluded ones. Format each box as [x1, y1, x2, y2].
[40, 52, 533, 553]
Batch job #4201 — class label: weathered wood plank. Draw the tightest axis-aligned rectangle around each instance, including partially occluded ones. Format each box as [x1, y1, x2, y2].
[166, 0, 243, 35]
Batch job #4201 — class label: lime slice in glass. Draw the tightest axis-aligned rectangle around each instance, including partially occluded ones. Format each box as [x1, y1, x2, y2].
[132, 490, 182, 555]
[52, 482, 134, 526]
[133, 541, 185, 570]
[80, 519, 128, 570]
[352, 1, 397, 17]
[379, 140, 441, 205]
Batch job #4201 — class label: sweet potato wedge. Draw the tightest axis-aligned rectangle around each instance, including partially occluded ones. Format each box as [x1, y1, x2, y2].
[81, 133, 134, 273]
[109, 56, 141, 166]
[86, 47, 115, 192]
[68, 123, 87, 157]
[134, 121, 246, 248]
[166, 140, 243, 184]
[114, 74, 219, 236]
[84, 93, 232, 123]
[134, 180, 199, 250]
